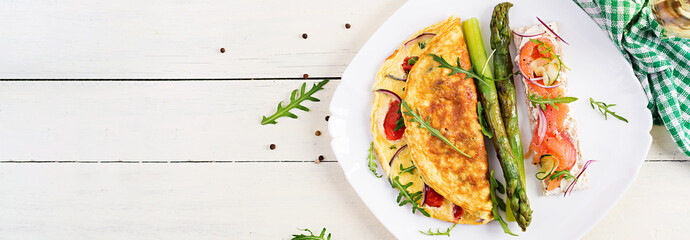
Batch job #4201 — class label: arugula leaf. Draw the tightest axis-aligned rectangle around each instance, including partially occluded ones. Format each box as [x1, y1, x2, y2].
[477, 102, 493, 138]
[589, 98, 628, 123]
[390, 145, 397, 150]
[401, 101, 472, 158]
[292, 227, 331, 240]
[399, 163, 416, 175]
[429, 54, 515, 87]
[419, 223, 457, 237]
[549, 169, 577, 181]
[418, 42, 427, 49]
[391, 176, 430, 217]
[261, 79, 329, 125]
[528, 93, 578, 111]
[367, 142, 382, 178]
[489, 171, 518, 236]
[430, 54, 489, 86]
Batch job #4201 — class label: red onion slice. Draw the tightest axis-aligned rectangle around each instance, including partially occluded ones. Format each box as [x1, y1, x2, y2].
[386, 74, 407, 82]
[563, 160, 597, 197]
[404, 33, 436, 47]
[388, 144, 408, 166]
[537, 109, 547, 145]
[520, 63, 563, 88]
[537, 17, 569, 45]
[512, 30, 545, 38]
[375, 89, 401, 102]
[526, 76, 564, 89]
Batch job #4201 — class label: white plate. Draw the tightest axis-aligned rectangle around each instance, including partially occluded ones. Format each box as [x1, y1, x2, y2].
[328, 0, 653, 239]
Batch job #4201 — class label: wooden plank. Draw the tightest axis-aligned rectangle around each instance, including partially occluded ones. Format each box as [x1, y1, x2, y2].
[0, 80, 684, 162]
[0, 0, 405, 79]
[0, 80, 684, 161]
[0, 162, 390, 239]
[0, 80, 335, 161]
[647, 126, 690, 161]
[0, 161, 684, 239]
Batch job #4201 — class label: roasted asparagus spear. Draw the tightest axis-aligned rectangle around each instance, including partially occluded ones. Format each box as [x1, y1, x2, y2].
[462, 17, 532, 231]
[491, 2, 532, 227]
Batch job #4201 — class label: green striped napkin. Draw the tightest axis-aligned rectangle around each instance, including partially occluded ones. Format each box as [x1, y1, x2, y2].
[574, 0, 690, 156]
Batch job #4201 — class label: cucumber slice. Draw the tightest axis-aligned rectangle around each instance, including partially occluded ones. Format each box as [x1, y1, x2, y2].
[529, 57, 560, 86]
[536, 154, 559, 180]
[544, 60, 560, 86]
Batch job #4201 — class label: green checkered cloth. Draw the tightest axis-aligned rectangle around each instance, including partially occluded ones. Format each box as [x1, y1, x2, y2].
[574, 0, 690, 156]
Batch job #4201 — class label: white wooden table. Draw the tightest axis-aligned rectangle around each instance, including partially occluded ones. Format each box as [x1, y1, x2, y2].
[0, 1, 687, 239]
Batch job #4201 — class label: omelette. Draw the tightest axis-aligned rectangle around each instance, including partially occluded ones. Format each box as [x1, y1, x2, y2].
[371, 15, 493, 225]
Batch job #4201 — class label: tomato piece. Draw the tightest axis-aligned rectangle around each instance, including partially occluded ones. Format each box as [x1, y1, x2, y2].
[453, 205, 464, 221]
[401, 56, 418, 73]
[424, 186, 444, 208]
[383, 100, 405, 141]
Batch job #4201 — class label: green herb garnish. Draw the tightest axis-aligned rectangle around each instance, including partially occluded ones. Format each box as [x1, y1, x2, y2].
[550, 169, 577, 181]
[399, 163, 416, 174]
[401, 101, 471, 158]
[390, 145, 397, 150]
[407, 56, 419, 66]
[589, 98, 628, 123]
[419, 223, 457, 237]
[477, 102, 493, 138]
[418, 42, 427, 49]
[391, 176, 430, 217]
[367, 142, 382, 178]
[261, 79, 329, 125]
[528, 93, 578, 111]
[291, 228, 331, 240]
[489, 170, 518, 236]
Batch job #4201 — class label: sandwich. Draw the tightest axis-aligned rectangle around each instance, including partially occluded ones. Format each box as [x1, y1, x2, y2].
[512, 22, 588, 196]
